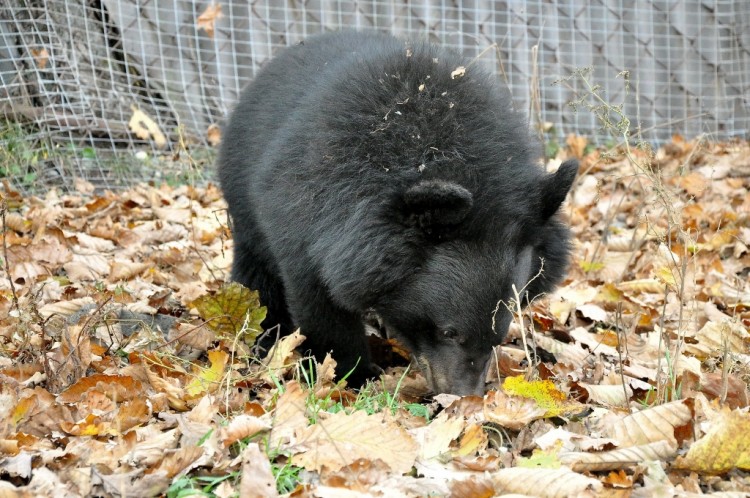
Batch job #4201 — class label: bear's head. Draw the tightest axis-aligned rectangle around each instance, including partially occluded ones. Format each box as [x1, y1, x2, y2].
[373, 159, 578, 395]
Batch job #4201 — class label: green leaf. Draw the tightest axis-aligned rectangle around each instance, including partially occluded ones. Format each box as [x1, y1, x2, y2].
[190, 282, 267, 345]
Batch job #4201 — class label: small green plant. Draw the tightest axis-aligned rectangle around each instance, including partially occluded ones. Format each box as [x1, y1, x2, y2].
[166, 473, 238, 498]
[0, 122, 44, 188]
[271, 456, 303, 494]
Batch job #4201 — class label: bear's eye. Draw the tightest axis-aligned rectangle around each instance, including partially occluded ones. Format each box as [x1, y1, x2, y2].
[442, 329, 459, 341]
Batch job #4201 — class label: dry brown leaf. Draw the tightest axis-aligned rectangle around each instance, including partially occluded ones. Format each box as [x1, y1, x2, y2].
[125, 427, 180, 466]
[483, 390, 547, 431]
[38, 297, 96, 319]
[152, 206, 192, 225]
[684, 319, 749, 358]
[221, 414, 271, 447]
[261, 331, 306, 384]
[145, 367, 188, 411]
[577, 382, 632, 407]
[114, 397, 152, 433]
[73, 232, 116, 252]
[240, 443, 279, 498]
[58, 374, 144, 404]
[197, 3, 222, 38]
[572, 174, 598, 207]
[453, 423, 487, 457]
[128, 106, 167, 148]
[412, 410, 465, 461]
[492, 466, 602, 497]
[3, 212, 31, 233]
[153, 446, 205, 478]
[566, 134, 589, 159]
[109, 260, 151, 282]
[319, 458, 392, 492]
[269, 381, 308, 449]
[548, 283, 598, 324]
[616, 278, 664, 294]
[676, 171, 709, 197]
[207, 123, 222, 146]
[607, 400, 692, 447]
[448, 476, 496, 498]
[74, 177, 96, 194]
[30, 47, 49, 68]
[291, 409, 418, 474]
[533, 334, 591, 366]
[560, 440, 677, 472]
[63, 255, 110, 281]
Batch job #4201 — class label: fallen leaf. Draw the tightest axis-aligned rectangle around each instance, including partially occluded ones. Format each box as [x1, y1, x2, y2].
[607, 400, 692, 448]
[292, 409, 418, 474]
[240, 443, 279, 498]
[128, 106, 167, 148]
[483, 389, 547, 430]
[560, 440, 677, 472]
[190, 282, 267, 343]
[501, 376, 586, 418]
[492, 466, 602, 497]
[674, 407, 750, 474]
[197, 3, 222, 38]
[185, 350, 228, 397]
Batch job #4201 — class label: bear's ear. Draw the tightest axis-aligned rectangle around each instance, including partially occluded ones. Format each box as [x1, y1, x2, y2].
[540, 159, 578, 219]
[403, 180, 474, 234]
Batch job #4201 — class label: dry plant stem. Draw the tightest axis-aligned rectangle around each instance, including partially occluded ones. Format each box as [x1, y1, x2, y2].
[578, 70, 696, 404]
[655, 286, 670, 403]
[615, 303, 631, 412]
[510, 283, 534, 377]
[720, 328, 730, 405]
[529, 44, 543, 142]
[585, 174, 640, 272]
[177, 124, 220, 283]
[156, 319, 212, 350]
[1, 200, 20, 312]
[670, 250, 690, 399]
[466, 42, 499, 69]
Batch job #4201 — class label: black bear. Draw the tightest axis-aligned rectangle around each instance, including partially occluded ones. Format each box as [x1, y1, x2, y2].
[218, 31, 577, 395]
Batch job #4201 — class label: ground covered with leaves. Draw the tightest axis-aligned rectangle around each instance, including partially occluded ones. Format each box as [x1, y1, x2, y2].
[1, 137, 749, 497]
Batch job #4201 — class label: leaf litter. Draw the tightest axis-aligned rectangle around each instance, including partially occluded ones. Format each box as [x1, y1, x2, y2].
[0, 137, 749, 496]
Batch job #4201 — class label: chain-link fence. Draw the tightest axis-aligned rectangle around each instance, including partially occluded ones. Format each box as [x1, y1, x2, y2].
[1, 1, 748, 191]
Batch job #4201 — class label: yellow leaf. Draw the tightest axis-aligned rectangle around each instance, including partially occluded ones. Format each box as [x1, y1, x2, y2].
[655, 266, 677, 290]
[675, 408, 750, 474]
[579, 260, 605, 272]
[502, 376, 585, 418]
[518, 447, 561, 469]
[186, 350, 228, 396]
[454, 423, 487, 457]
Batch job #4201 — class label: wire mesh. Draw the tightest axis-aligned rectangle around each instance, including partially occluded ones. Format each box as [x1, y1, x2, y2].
[1, 0, 748, 191]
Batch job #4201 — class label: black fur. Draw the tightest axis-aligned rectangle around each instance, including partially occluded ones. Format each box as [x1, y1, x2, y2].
[218, 31, 578, 395]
